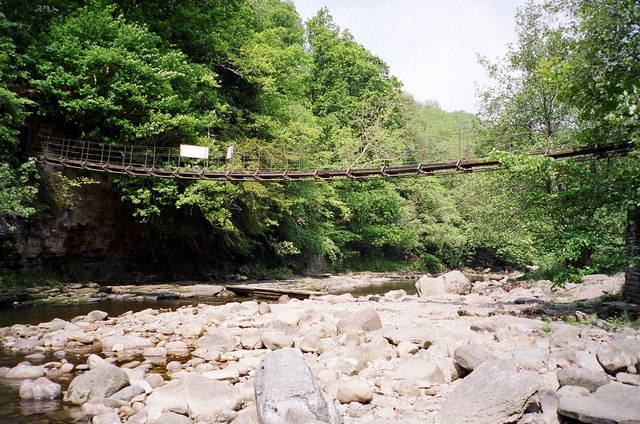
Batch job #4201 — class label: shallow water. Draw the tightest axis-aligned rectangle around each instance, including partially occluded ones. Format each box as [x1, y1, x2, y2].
[0, 297, 216, 423]
[0, 297, 213, 327]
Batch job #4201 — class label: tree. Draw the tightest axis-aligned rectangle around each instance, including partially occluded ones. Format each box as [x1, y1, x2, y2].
[0, 12, 38, 229]
[477, 1, 576, 154]
[305, 9, 406, 167]
[557, 0, 640, 296]
[31, 5, 222, 143]
[473, 1, 633, 280]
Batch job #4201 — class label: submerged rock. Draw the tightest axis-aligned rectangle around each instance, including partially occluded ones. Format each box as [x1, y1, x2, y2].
[5, 363, 45, 379]
[19, 377, 61, 400]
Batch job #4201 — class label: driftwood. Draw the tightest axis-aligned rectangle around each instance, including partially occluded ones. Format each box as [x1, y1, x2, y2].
[225, 284, 328, 300]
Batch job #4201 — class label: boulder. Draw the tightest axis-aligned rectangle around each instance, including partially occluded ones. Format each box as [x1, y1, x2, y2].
[19, 377, 61, 400]
[415, 276, 446, 297]
[84, 310, 109, 322]
[143, 347, 167, 358]
[442, 270, 473, 294]
[512, 347, 548, 372]
[298, 334, 324, 354]
[393, 360, 445, 385]
[156, 412, 190, 424]
[92, 412, 121, 424]
[597, 341, 633, 374]
[126, 411, 147, 424]
[175, 322, 204, 338]
[453, 345, 496, 372]
[196, 331, 237, 353]
[231, 405, 259, 424]
[558, 382, 640, 423]
[202, 366, 240, 382]
[63, 363, 130, 405]
[416, 270, 472, 297]
[384, 289, 407, 301]
[145, 372, 242, 422]
[616, 372, 640, 385]
[336, 308, 382, 334]
[240, 330, 264, 350]
[351, 338, 394, 371]
[437, 360, 541, 424]
[556, 367, 610, 392]
[109, 385, 145, 402]
[557, 385, 591, 398]
[254, 348, 342, 424]
[165, 340, 190, 357]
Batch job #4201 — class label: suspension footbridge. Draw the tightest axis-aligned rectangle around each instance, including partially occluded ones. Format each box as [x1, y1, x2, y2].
[33, 136, 631, 182]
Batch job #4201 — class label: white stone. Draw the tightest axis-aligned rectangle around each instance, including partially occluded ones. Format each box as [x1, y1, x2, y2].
[337, 378, 373, 404]
[19, 377, 61, 399]
[261, 332, 294, 350]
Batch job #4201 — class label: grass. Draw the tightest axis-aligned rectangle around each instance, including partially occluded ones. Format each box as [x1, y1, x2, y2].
[0, 271, 66, 289]
[605, 311, 639, 330]
[538, 318, 552, 337]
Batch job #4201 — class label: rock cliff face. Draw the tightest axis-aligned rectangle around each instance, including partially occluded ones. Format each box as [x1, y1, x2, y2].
[0, 167, 148, 280]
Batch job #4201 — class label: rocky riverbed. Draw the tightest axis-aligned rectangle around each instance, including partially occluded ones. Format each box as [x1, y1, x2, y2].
[1, 271, 639, 423]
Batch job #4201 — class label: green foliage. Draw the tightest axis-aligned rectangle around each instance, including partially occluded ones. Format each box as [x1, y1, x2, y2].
[0, 0, 635, 283]
[0, 159, 39, 228]
[418, 253, 444, 274]
[340, 179, 420, 257]
[32, 5, 222, 142]
[558, 0, 640, 146]
[477, 2, 576, 154]
[46, 172, 98, 209]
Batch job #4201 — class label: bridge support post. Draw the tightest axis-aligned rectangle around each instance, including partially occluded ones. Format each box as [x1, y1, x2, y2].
[625, 205, 640, 303]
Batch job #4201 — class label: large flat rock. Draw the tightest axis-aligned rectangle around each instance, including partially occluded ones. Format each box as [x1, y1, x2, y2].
[145, 372, 242, 422]
[558, 382, 640, 423]
[437, 360, 541, 424]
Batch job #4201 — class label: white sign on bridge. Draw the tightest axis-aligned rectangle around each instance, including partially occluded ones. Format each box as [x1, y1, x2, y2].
[180, 144, 210, 159]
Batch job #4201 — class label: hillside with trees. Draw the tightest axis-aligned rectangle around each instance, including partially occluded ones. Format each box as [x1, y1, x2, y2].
[0, 0, 637, 292]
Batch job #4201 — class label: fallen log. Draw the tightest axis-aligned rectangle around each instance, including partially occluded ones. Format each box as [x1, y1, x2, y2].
[225, 284, 328, 300]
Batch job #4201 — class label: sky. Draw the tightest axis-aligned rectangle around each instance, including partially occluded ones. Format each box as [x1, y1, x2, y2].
[291, 0, 528, 113]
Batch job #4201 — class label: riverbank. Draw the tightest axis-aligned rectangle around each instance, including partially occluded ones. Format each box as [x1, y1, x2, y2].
[0, 272, 638, 423]
[0, 271, 508, 308]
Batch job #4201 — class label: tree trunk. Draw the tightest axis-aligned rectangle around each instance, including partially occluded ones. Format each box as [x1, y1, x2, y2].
[625, 204, 640, 303]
